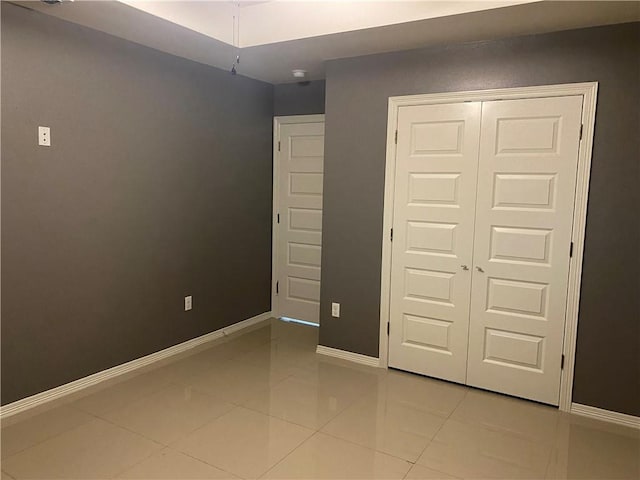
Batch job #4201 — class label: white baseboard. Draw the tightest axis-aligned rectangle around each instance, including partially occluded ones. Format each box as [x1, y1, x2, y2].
[571, 403, 640, 430]
[0, 311, 272, 420]
[316, 345, 380, 368]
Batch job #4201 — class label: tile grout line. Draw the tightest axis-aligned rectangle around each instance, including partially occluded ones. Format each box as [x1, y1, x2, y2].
[317, 428, 416, 466]
[164, 404, 244, 450]
[418, 393, 557, 479]
[70, 377, 175, 419]
[76, 380, 253, 477]
[541, 411, 564, 478]
[238, 380, 376, 433]
[407, 389, 470, 473]
[109, 444, 165, 479]
[0, 470, 17, 480]
[0, 407, 103, 461]
[227, 345, 380, 431]
[156, 446, 245, 480]
[257, 429, 322, 479]
[315, 389, 434, 464]
[250, 342, 389, 477]
[2, 412, 164, 480]
[444, 390, 560, 475]
[165, 336, 321, 479]
[81, 409, 168, 479]
[93, 401, 210, 450]
[105, 370, 298, 477]
[246, 368, 467, 469]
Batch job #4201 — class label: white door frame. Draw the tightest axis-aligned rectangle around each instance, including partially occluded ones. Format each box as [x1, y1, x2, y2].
[272, 114, 326, 320]
[379, 83, 598, 412]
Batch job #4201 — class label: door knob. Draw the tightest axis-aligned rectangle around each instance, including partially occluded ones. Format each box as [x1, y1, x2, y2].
[475, 266, 484, 273]
[461, 265, 469, 270]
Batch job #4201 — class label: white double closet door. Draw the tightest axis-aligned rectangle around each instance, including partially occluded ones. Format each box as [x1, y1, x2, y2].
[388, 95, 583, 405]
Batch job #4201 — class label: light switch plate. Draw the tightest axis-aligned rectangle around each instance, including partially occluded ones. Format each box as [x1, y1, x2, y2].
[184, 295, 192, 311]
[331, 302, 340, 318]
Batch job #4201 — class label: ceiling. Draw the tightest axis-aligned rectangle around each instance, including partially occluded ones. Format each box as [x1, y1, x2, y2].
[117, 1, 538, 47]
[15, 1, 640, 84]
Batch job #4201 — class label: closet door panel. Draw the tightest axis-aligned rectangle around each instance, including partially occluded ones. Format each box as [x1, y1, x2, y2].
[467, 96, 583, 405]
[388, 102, 481, 383]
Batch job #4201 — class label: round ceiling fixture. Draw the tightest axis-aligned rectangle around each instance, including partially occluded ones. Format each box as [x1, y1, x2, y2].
[292, 69, 307, 79]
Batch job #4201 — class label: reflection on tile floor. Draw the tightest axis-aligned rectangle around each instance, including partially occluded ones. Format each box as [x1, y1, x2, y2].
[2, 318, 638, 479]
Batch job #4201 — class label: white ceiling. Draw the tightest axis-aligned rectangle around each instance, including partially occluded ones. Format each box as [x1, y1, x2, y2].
[119, 1, 538, 47]
[15, 0, 640, 84]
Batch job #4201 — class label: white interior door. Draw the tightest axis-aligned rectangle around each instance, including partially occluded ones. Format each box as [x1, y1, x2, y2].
[275, 118, 325, 324]
[466, 96, 583, 405]
[388, 103, 481, 383]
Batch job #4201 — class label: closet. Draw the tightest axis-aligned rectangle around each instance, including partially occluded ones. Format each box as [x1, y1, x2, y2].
[387, 94, 584, 405]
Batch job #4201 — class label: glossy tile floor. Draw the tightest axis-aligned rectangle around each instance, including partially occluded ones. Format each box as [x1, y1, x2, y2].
[2, 319, 638, 479]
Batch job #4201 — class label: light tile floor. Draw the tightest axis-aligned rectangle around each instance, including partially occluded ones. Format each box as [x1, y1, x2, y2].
[1, 318, 638, 479]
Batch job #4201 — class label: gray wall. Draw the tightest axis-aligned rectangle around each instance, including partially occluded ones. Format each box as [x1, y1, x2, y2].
[274, 80, 326, 116]
[1, 4, 273, 405]
[319, 22, 640, 416]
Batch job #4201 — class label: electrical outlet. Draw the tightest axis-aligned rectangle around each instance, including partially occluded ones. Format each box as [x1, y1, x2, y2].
[184, 295, 192, 311]
[331, 302, 340, 318]
[38, 126, 51, 147]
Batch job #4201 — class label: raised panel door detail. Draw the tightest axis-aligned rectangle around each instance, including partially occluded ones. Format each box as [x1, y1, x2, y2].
[289, 208, 322, 232]
[407, 222, 457, 256]
[496, 116, 560, 154]
[490, 227, 552, 265]
[405, 268, 455, 305]
[277, 121, 324, 324]
[288, 243, 321, 268]
[493, 174, 556, 210]
[411, 121, 464, 155]
[403, 314, 453, 353]
[408, 173, 460, 206]
[486, 278, 548, 319]
[484, 329, 544, 371]
[290, 173, 323, 196]
[290, 135, 324, 157]
[288, 277, 320, 303]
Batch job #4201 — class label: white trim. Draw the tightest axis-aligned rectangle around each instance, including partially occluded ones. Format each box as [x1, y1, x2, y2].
[221, 311, 272, 336]
[316, 345, 380, 368]
[571, 403, 640, 430]
[379, 82, 598, 411]
[559, 84, 598, 412]
[0, 311, 272, 420]
[271, 114, 325, 320]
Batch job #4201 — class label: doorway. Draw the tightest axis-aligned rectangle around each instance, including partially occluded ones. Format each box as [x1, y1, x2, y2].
[272, 115, 325, 325]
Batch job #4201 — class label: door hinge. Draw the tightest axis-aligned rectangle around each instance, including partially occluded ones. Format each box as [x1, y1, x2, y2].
[277, 213, 280, 224]
[387, 322, 390, 336]
[276, 281, 279, 295]
[569, 241, 574, 258]
[278, 141, 281, 151]
[579, 124, 583, 140]
[561, 354, 565, 370]
[390, 228, 393, 242]
[394, 130, 398, 144]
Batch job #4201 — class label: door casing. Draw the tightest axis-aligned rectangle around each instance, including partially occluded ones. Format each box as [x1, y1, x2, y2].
[379, 83, 598, 412]
[272, 114, 326, 322]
